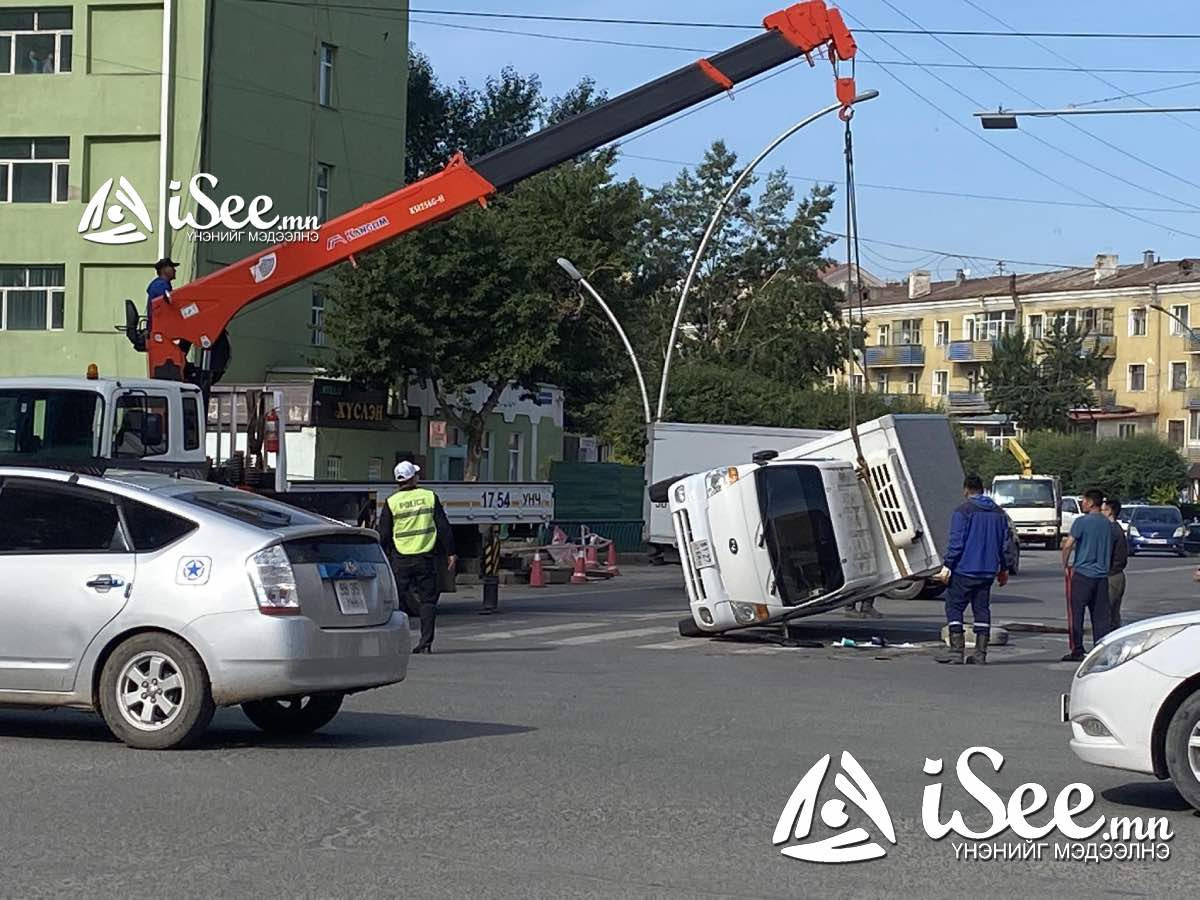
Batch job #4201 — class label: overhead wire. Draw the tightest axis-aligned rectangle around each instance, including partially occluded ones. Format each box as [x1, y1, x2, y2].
[875, 0, 1200, 197]
[834, 14, 1200, 240]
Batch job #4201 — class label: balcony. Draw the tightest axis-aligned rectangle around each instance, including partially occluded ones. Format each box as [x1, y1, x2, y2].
[1187, 333, 1200, 353]
[1080, 333, 1116, 357]
[946, 340, 994, 363]
[1074, 389, 1118, 412]
[864, 344, 926, 367]
[947, 391, 991, 415]
[1186, 389, 1200, 410]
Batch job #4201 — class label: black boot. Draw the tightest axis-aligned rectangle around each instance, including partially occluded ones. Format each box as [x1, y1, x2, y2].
[937, 631, 965, 665]
[966, 631, 990, 665]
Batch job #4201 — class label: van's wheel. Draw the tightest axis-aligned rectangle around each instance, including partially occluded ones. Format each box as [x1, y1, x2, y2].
[241, 693, 345, 736]
[885, 580, 924, 601]
[98, 633, 215, 750]
[1164, 691, 1200, 811]
[678, 616, 705, 638]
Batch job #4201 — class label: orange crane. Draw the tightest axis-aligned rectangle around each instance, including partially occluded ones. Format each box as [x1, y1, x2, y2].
[129, 2, 858, 392]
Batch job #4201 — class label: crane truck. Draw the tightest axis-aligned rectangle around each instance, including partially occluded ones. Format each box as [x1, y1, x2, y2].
[1, 2, 861, 533]
[992, 438, 1062, 549]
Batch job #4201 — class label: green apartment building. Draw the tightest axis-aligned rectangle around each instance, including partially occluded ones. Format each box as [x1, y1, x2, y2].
[0, 1, 564, 482]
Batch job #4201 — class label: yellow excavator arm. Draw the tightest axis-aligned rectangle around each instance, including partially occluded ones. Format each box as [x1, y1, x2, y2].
[1006, 438, 1033, 478]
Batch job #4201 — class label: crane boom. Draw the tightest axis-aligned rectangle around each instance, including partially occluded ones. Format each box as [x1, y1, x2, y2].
[1006, 437, 1033, 477]
[142, 1, 858, 385]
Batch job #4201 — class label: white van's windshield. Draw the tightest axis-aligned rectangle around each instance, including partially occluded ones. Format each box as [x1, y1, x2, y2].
[755, 465, 845, 604]
[992, 479, 1056, 509]
[0, 389, 104, 461]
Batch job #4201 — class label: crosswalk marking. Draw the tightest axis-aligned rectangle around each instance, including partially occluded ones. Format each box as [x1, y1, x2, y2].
[635, 639, 700, 650]
[549, 626, 670, 646]
[459, 622, 613, 642]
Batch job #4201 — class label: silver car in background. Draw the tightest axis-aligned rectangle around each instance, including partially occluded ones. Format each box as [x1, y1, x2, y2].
[0, 468, 410, 749]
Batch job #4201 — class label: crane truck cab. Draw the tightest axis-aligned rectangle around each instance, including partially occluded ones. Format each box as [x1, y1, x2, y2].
[669, 415, 962, 635]
[991, 474, 1062, 550]
[0, 374, 207, 474]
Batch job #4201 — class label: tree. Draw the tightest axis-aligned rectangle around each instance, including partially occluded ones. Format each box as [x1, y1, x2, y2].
[956, 437, 1019, 485]
[325, 62, 643, 480]
[1080, 436, 1187, 500]
[604, 361, 928, 465]
[982, 324, 1109, 432]
[635, 143, 854, 390]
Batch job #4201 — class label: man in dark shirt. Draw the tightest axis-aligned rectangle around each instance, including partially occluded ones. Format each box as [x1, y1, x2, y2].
[145, 257, 178, 331]
[1102, 497, 1130, 630]
[1060, 488, 1113, 662]
[377, 461, 456, 653]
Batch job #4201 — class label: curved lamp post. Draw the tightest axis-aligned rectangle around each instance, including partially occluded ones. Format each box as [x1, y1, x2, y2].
[654, 89, 880, 422]
[557, 257, 653, 425]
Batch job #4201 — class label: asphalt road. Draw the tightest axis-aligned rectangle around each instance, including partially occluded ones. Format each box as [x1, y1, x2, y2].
[2, 550, 1198, 898]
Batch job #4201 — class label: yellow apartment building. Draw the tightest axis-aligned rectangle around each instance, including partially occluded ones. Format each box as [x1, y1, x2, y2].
[839, 253, 1200, 467]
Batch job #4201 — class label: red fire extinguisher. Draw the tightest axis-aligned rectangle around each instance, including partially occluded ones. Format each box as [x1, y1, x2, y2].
[264, 408, 279, 455]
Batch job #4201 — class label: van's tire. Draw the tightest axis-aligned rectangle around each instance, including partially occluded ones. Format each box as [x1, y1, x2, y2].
[919, 581, 947, 600]
[678, 616, 705, 638]
[1164, 691, 1200, 811]
[241, 693, 345, 736]
[884, 580, 924, 601]
[1045, 534, 1061, 551]
[98, 633, 215, 750]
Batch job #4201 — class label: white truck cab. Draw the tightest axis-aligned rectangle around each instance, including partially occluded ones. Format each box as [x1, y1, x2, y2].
[991, 474, 1062, 549]
[0, 374, 206, 470]
[670, 415, 962, 634]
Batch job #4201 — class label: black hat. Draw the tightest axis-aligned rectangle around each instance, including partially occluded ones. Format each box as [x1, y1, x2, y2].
[154, 257, 180, 272]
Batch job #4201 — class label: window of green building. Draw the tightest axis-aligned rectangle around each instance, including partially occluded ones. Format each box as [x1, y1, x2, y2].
[0, 7, 72, 75]
[0, 264, 65, 331]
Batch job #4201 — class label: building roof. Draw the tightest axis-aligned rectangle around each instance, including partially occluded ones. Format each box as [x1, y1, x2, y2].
[820, 262, 884, 289]
[843, 258, 1200, 310]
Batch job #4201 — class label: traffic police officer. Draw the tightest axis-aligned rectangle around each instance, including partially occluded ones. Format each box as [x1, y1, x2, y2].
[377, 460, 456, 654]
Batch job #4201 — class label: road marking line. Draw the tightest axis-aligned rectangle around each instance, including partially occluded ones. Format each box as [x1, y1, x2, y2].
[459, 622, 613, 641]
[550, 626, 671, 646]
[636, 639, 703, 650]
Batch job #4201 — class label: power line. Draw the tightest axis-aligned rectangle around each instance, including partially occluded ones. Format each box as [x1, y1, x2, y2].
[959, 0, 1200, 137]
[875, 0, 1200, 200]
[410, 15, 712, 53]
[837, 12, 1200, 237]
[239, 3, 1200, 40]
[1072, 78, 1200, 108]
[819, 230, 1077, 271]
[620, 152, 1200, 216]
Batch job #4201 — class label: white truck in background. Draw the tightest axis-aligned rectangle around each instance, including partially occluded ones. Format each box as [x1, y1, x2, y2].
[646, 422, 832, 560]
[667, 414, 965, 636]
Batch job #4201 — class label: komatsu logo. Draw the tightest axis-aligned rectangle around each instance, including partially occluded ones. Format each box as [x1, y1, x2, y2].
[408, 194, 446, 216]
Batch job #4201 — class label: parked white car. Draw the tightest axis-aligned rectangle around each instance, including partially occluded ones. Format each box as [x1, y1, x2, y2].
[1063, 611, 1200, 809]
[0, 467, 410, 749]
[1059, 496, 1082, 535]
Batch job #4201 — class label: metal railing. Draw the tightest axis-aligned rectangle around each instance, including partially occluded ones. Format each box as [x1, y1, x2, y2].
[864, 344, 926, 367]
[947, 391, 991, 414]
[946, 340, 994, 363]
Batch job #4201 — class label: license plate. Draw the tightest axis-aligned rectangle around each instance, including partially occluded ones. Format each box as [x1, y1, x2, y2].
[334, 579, 368, 615]
[691, 539, 715, 569]
[1148, 538, 1168, 545]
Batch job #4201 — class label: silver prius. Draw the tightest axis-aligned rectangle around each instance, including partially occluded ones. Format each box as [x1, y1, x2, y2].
[0, 467, 410, 749]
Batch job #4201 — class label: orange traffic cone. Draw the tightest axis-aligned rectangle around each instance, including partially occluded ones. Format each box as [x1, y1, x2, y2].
[571, 550, 589, 585]
[605, 542, 620, 576]
[529, 551, 546, 588]
[585, 539, 599, 569]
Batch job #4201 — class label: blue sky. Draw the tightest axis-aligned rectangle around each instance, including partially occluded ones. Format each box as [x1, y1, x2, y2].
[408, 1, 1200, 281]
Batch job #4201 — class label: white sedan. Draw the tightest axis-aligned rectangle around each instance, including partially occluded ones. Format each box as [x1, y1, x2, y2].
[1063, 610, 1200, 809]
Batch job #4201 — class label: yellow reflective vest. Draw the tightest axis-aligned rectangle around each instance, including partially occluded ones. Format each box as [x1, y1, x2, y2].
[387, 488, 438, 556]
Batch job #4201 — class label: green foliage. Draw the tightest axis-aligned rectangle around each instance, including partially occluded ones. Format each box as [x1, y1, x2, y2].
[1079, 436, 1188, 501]
[604, 362, 929, 465]
[982, 325, 1110, 432]
[955, 430, 1189, 500]
[635, 144, 852, 389]
[1150, 484, 1182, 505]
[956, 438, 1019, 485]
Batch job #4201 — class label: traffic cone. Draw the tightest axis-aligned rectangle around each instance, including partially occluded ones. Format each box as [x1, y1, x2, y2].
[529, 551, 546, 588]
[585, 539, 599, 569]
[605, 542, 620, 577]
[571, 551, 589, 585]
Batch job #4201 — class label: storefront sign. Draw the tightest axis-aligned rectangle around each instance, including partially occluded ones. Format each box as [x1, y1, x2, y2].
[312, 379, 388, 430]
[429, 419, 448, 449]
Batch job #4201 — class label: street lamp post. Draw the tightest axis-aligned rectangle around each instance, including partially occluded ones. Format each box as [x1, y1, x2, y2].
[655, 89, 880, 421]
[976, 105, 1200, 130]
[556, 257, 652, 426]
